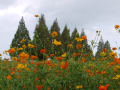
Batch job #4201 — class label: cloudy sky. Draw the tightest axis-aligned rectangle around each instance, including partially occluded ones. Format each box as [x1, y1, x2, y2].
[0, 0, 120, 57]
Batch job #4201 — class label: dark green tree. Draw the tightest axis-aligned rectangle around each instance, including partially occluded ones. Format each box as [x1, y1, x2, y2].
[70, 28, 80, 52]
[32, 14, 50, 59]
[95, 36, 104, 58]
[50, 19, 61, 40]
[71, 28, 79, 41]
[10, 17, 31, 56]
[61, 25, 70, 52]
[103, 40, 111, 56]
[79, 29, 93, 58]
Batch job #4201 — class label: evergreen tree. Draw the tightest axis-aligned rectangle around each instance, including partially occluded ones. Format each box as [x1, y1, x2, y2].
[50, 19, 61, 40]
[104, 40, 111, 53]
[10, 17, 31, 56]
[71, 28, 79, 41]
[61, 25, 70, 52]
[49, 19, 62, 56]
[32, 14, 50, 59]
[80, 29, 93, 58]
[95, 36, 104, 58]
[70, 28, 80, 52]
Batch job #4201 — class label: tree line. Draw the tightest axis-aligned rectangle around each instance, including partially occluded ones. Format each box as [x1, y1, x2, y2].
[10, 14, 111, 60]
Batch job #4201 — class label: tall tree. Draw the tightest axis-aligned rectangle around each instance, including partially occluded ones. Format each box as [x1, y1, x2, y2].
[61, 25, 70, 52]
[95, 36, 104, 58]
[104, 40, 111, 53]
[71, 28, 79, 41]
[32, 14, 50, 59]
[70, 28, 80, 52]
[80, 29, 93, 58]
[50, 19, 61, 40]
[10, 17, 31, 55]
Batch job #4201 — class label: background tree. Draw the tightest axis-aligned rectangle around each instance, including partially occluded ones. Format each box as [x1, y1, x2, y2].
[79, 29, 93, 59]
[32, 14, 50, 60]
[10, 17, 31, 56]
[61, 25, 71, 52]
[71, 28, 80, 52]
[95, 36, 104, 58]
[49, 19, 62, 56]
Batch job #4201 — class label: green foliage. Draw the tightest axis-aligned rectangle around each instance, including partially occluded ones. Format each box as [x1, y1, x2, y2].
[10, 17, 31, 56]
[61, 25, 71, 52]
[104, 40, 111, 52]
[32, 14, 50, 59]
[95, 36, 104, 58]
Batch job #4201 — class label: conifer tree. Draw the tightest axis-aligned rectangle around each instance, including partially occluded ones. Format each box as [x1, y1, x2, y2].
[71, 28, 80, 52]
[10, 17, 31, 56]
[50, 19, 61, 40]
[104, 40, 111, 55]
[61, 25, 70, 52]
[49, 19, 62, 56]
[95, 36, 104, 58]
[32, 14, 50, 59]
[71, 28, 79, 41]
[80, 29, 93, 58]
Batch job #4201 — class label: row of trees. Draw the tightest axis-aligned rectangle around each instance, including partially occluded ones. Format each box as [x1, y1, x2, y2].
[10, 15, 111, 60]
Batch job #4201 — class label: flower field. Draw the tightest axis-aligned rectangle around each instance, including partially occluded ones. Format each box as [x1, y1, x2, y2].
[0, 55, 120, 90]
[0, 15, 120, 90]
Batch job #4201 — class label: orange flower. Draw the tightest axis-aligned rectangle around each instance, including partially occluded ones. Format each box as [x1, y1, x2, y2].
[12, 57, 18, 61]
[45, 60, 52, 66]
[36, 85, 43, 90]
[99, 84, 110, 90]
[81, 36, 87, 40]
[76, 44, 82, 49]
[7, 48, 16, 54]
[49, 54, 54, 57]
[19, 52, 29, 60]
[112, 47, 117, 50]
[56, 57, 63, 61]
[6, 75, 12, 80]
[36, 62, 41, 66]
[102, 48, 107, 52]
[81, 58, 86, 63]
[114, 58, 120, 64]
[40, 48, 47, 53]
[61, 61, 68, 70]
[34, 14, 40, 17]
[31, 55, 38, 60]
[115, 25, 120, 29]
[11, 71, 15, 75]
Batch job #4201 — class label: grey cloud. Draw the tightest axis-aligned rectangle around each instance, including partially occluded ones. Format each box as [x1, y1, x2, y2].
[0, 0, 17, 9]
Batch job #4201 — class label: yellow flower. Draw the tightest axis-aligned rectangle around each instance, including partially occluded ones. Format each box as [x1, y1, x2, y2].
[18, 48, 23, 51]
[17, 64, 27, 69]
[61, 53, 67, 57]
[100, 52, 106, 56]
[28, 44, 36, 48]
[109, 52, 117, 57]
[52, 39, 62, 46]
[51, 31, 58, 37]
[26, 68, 30, 71]
[113, 74, 120, 80]
[12, 57, 18, 61]
[75, 37, 83, 42]
[67, 44, 73, 48]
[76, 85, 83, 89]
[22, 45, 26, 48]
[20, 39, 26, 43]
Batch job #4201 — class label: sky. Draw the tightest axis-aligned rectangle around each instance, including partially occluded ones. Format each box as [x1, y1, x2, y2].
[0, 0, 120, 58]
